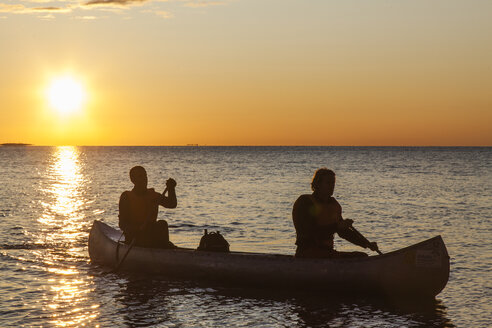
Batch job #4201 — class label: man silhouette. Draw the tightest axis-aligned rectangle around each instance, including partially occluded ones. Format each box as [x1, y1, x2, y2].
[118, 166, 177, 248]
[293, 168, 378, 258]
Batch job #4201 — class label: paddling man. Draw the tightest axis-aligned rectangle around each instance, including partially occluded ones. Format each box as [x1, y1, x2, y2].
[292, 168, 378, 258]
[118, 166, 177, 248]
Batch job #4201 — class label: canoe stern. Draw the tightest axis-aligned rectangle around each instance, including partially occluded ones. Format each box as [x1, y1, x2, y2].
[378, 235, 450, 298]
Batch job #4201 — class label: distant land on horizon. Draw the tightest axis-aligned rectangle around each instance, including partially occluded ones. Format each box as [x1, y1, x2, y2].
[1, 143, 32, 146]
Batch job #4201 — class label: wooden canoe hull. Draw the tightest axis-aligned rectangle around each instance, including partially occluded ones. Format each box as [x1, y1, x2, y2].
[89, 220, 449, 298]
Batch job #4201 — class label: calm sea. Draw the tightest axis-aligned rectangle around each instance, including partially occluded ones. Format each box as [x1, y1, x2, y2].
[0, 146, 490, 327]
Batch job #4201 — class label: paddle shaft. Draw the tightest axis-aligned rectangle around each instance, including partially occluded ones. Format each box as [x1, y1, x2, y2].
[349, 225, 383, 255]
[113, 237, 136, 272]
[113, 187, 169, 272]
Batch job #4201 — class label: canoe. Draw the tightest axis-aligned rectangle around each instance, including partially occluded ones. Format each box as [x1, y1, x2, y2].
[88, 220, 449, 298]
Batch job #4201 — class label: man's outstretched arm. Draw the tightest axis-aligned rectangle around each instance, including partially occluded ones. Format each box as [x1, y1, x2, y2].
[336, 219, 369, 248]
[337, 219, 379, 251]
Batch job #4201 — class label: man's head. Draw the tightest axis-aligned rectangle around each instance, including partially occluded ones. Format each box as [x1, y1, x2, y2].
[311, 168, 336, 195]
[129, 166, 148, 189]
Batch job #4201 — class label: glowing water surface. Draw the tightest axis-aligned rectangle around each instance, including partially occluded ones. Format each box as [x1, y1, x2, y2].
[0, 146, 490, 327]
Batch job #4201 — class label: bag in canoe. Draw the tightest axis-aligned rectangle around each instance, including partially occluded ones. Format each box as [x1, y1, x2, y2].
[197, 229, 230, 252]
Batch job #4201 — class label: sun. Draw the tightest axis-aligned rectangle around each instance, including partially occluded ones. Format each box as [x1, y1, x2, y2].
[47, 76, 86, 115]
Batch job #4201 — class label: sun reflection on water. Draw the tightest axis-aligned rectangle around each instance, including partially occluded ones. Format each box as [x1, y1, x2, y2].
[39, 146, 84, 224]
[36, 146, 99, 327]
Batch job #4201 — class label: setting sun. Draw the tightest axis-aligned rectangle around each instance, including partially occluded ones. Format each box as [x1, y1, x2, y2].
[47, 77, 86, 115]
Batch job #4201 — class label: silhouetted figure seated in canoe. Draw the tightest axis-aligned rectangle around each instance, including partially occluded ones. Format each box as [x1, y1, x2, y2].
[293, 168, 378, 258]
[118, 166, 177, 248]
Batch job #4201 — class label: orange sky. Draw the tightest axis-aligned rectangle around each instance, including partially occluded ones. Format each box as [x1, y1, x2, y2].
[0, 1, 491, 146]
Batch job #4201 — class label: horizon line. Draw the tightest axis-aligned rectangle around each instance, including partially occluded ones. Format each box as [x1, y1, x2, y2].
[2, 144, 491, 148]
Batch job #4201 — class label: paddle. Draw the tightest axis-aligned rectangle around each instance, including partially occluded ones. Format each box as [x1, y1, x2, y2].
[349, 224, 383, 255]
[112, 187, 169, 272]
[113, 236, 136, 272]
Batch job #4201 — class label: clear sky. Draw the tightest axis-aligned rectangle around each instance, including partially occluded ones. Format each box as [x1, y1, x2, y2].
[1, 0, 491, 146]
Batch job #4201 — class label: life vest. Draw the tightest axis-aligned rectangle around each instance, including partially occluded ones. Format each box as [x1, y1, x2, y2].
[309, 195, 342, 249]
[126, 188, 160, 225]
[309, 195, 342, 226]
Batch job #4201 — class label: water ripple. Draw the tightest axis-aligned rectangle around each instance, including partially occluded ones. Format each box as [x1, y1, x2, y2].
[1, 146, 491, 326]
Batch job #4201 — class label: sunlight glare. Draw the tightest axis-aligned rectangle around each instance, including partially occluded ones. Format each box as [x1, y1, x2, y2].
[47, 77, 86, 115]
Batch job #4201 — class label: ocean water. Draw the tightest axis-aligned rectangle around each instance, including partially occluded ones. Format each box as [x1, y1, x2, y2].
[0, 146, 490, 327]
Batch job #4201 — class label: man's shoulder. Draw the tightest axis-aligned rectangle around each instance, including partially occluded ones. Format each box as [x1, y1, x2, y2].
[294, 194, 314, 206]
[293, 194, 315, 220]
[120, 190, 131, 198]
[296, 194, 313, 201]
[145, 188, 163, 201]
[146, 188, 161, 196]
